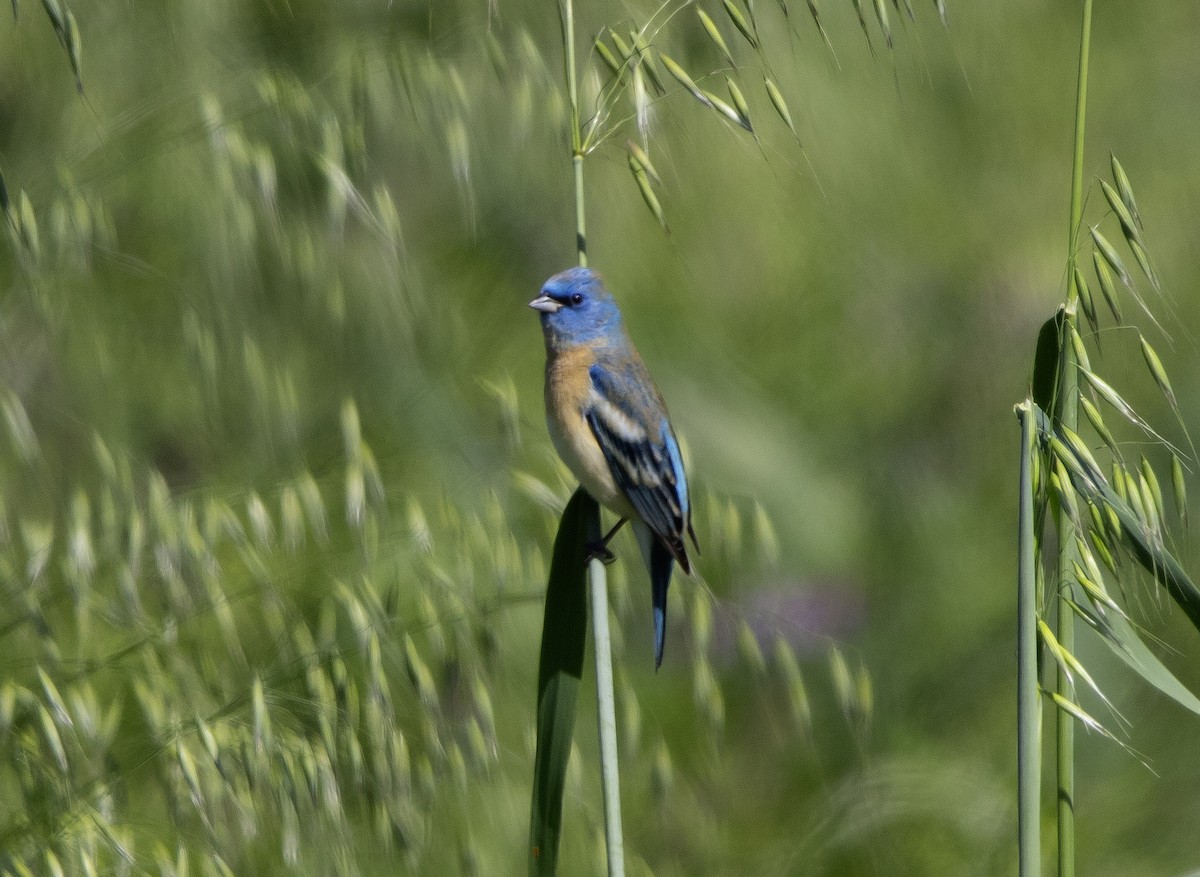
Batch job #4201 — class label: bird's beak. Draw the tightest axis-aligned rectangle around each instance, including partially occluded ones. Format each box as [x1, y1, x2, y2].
[528, 294, 563, 314]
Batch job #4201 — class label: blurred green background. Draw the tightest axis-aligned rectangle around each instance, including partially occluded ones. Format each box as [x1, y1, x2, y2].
[2, 0, 1199, 874]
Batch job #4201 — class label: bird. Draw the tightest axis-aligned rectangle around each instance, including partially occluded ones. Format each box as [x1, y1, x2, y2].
[530, 266, 698, 668]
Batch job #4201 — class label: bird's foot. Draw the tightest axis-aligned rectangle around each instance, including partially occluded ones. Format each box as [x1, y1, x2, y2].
[584, 540, 617, 566]
[584, 517, 628, 566]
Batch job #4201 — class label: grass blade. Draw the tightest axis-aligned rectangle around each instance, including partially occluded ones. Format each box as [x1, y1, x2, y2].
[529, 488, 598, 876]
[1030, 308, 1064, 416]
[1093, 599, 1200, 716]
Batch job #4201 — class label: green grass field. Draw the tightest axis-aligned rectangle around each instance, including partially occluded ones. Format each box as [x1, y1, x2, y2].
[2, 1, 1200, 874]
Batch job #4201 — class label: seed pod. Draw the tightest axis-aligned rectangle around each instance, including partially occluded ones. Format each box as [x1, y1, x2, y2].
[765, 77, 799, 142]
[697, 7, 737, 68]
[723, 0, 760, 50]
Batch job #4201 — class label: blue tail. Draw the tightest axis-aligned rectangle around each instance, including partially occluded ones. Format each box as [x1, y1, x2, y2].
[650, 537, 674, 670]
[634, 519, 677, 669]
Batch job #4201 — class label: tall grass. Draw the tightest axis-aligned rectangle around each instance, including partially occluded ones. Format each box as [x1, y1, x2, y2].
[1017, 3, 1200, 875]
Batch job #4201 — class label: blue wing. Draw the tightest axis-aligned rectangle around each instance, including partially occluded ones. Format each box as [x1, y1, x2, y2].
[586, 359, 698, 670]
[584, 361, 695, 571]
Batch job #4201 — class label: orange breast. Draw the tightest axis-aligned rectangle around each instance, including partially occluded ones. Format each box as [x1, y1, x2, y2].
[544, 346, 634, 517]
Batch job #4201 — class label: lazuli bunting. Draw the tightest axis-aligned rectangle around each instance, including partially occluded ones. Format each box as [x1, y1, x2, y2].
[530, 267, 698, 668]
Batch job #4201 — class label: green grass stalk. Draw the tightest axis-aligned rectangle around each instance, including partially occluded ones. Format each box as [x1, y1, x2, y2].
[559, 1, 622, 873]
[1016, 401, 1042, 877]
[589, 556, 626, 877]
[560, 0, 587, 267]
[1056, 3, 1092, 874]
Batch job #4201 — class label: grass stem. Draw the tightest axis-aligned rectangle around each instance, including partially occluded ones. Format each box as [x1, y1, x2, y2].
[561, 2, 622, 873]
[1017, 401, 1042, 877]
[1056, 3, 1092, 874]
[561, 0, 588, 267]
[589, 557, 626, 877]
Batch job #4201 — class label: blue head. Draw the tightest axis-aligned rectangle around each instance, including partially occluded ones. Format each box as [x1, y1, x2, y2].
[529, 267, 624, 351]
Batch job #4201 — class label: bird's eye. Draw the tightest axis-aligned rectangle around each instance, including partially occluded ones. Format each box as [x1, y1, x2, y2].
[570, 293, 584, 306]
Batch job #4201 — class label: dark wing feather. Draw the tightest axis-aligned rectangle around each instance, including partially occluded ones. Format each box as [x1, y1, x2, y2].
[585, 361, 693, 572]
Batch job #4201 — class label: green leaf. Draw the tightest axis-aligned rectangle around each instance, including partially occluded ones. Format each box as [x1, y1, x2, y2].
[529, 488, 598, 876]
[1094, 599, 1200, 716]
[1030, 308, 1064, 417]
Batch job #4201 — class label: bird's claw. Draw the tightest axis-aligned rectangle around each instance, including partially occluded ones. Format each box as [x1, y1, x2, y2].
[585, 541, 617, 566]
